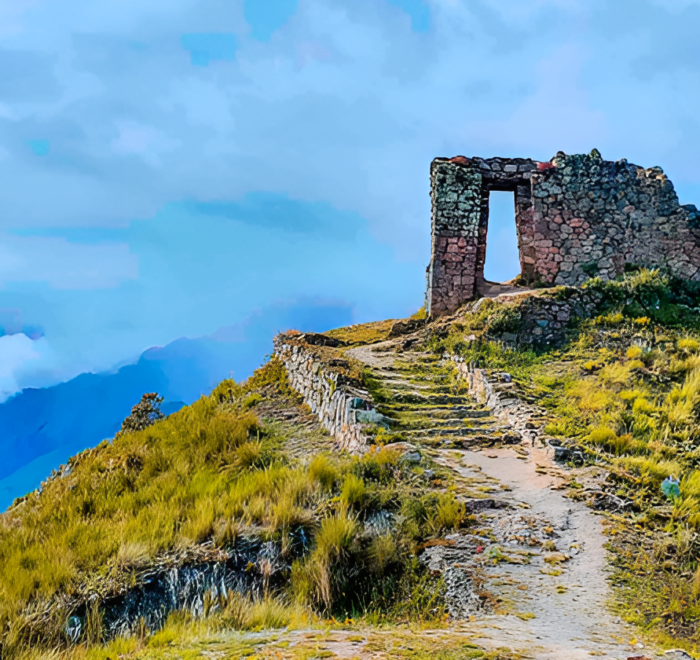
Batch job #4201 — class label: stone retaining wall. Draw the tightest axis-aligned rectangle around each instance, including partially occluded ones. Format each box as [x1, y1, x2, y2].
[273, 333, 370, 453]
[451, 359, 546, 448]
[451, 358, 578, 463]
[469, 287, 601, 348]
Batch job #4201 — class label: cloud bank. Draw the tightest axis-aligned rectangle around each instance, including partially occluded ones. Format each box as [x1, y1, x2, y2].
[0, 0, 698, 388]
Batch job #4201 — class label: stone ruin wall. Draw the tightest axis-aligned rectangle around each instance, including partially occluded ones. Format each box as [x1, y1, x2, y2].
[273, 333, 370, 453]
[427, 150, 700, 315]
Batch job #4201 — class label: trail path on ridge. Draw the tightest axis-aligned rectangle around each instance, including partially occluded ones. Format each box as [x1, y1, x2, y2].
[343, 341, 662, 660]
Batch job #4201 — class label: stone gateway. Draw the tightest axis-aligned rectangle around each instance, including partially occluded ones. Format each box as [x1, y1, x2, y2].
[426, 150, 700, 315]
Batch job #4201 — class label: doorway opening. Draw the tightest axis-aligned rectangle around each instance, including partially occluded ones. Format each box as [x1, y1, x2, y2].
[484, 190, 520, 283]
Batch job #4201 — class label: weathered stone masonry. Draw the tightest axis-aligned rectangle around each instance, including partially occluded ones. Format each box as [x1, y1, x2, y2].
[427, 150, 700, 315]
[273, 333, 371, 453]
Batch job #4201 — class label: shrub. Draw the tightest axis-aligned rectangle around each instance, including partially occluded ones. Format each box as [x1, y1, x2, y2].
[210, 378, 240, 404]
[244, 356, 296, 397]
[620, 456, 683, 486]
[367, 535, 398, 575]
[315, 515, 359, 560]
[433, 494, 465, 533]
[595, 312, 625, 327]
[243, 393, 263, 408]
[308, 455, 338, 491]
[116, 393, 164, 436]
[219, 591, 306, 630]
[678, 337, 700, 354]
[589, 426, 617, 445]
[294, 514, 360, 611]
[632, 398, 656, 415]
[353, 447, 398, 483]
[236, 441, 264, 468]
[340, 475, 366, 510]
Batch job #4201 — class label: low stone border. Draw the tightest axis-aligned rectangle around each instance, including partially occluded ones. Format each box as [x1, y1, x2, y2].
[449, 357, 545, 446]
[274, 333, 373, 453]
[452, 357, 585, 462]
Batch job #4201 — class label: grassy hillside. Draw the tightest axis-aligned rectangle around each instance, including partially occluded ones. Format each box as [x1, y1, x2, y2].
[0, 357, 464, 658]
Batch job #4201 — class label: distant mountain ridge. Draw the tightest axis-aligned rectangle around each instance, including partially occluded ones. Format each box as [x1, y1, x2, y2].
[0, 301, 352, 509]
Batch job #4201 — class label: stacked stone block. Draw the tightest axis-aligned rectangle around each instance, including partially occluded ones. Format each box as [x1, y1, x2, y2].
[427, 161, 482, 315]
[427, 150, 700, 315]
[427, 156, 538, 315]
[531, 151, 700, 286]
[273, 334, 370, 453]
[467, 288, 601, 348]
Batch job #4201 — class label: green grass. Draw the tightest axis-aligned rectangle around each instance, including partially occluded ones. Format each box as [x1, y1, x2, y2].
[0, 358, 466, 657]
[325, 319, 396, 347]
[13, 267, 700, 655]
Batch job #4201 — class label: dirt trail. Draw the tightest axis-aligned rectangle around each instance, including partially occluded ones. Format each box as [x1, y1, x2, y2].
[345, 342, 663, 660]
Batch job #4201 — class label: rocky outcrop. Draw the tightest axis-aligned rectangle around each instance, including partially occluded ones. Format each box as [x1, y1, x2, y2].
[273, 333, 372, 453]
[63, 539, 281, 643]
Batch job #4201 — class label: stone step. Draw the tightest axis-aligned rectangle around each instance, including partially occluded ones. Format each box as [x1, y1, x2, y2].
[415, 434, 503, 447]
[385, 368, 449, 378]
[383, 383, 456, 395]
[370, 371, 450, 384]
[393, 417, 495, 429]
[403, 426, 500, 437]
[377, 379, 433, 390]
[391, 392, 472, 405]
[377, 405, 491, 418]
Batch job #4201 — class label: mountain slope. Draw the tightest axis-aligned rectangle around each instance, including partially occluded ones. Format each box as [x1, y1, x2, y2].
[4, 270, 700, 659]
[0, 300, 353, 509]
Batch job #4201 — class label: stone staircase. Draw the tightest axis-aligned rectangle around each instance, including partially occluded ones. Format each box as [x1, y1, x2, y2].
[365, 355, 509, 449]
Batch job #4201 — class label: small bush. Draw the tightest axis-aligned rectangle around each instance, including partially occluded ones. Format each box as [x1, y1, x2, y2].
[433, 494, 465, 533]
[368, 535, 398, 574]
[596, 312, 625, 327]
[244, 356, 296, 397]
[589, 426, 617, 445]
[632, 398, 656, 415]
[308, 455, 338, 491]
[243, 392, 263, 408]
[678, 337, 700, 354]
[353, 447, 398, 483]
[315, 515, 358, 560]
[236, 441, 264, 468]
[620, 456, 683, 486]
[340, 475, 366, 510]
[117, 393, 164, 436]
[220, 591, 306, 630]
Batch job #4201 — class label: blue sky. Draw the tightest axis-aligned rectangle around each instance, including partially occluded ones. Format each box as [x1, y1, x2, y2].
[0, 0, 699, 396]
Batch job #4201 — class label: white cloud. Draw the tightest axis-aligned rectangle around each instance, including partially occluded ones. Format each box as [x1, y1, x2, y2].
[111, 120, 182, 167]
[0, 0, 699, 390]
[0, 334, 43, 400]
[0, 0, 696, 261]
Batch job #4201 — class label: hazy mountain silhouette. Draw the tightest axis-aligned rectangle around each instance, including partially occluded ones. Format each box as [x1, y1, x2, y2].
[0, 300, 352, 509]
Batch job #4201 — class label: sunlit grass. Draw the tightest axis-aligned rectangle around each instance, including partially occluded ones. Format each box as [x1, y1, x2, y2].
[0, 358, 462, 656]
